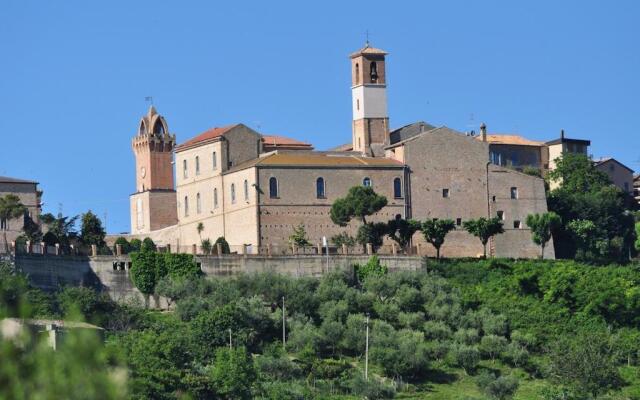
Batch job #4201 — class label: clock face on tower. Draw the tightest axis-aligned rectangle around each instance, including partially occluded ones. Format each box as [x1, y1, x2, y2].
[140, 167, 146, 178]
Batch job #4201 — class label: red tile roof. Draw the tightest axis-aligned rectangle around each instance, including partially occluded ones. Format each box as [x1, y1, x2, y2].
[176, 124, 237, 151]
[261, 135, 312, 148]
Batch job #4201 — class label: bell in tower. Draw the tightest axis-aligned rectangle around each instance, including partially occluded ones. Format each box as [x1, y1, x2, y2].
[350, 43, 389, 157]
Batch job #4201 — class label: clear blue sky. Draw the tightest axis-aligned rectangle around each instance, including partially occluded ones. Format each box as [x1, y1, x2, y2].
[1, 0, 638, 234]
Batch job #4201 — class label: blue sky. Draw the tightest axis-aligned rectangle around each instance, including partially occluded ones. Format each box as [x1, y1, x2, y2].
[1, 0, 638, 234]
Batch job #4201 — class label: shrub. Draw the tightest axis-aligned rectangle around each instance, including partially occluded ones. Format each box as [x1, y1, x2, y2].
[448, 343, 480, 374]
[349, 374, 396, 399]
[214, 236, 230, 254]
[476, 371, 519, 400]
[114, 237, 131, 254]
[479, 335, 508, 361]
[355, 255, 388, 282]
[141, 237, 156, 252]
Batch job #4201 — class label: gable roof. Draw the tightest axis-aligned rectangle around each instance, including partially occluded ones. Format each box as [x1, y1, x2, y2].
[386, 126, 474, 149]
[261, 135, 313, 150]
[225, 152, 403, 174]
[389, 121, 437, 144]
[0, 176, 37, 184]
[478, 134, 544, 146]
[175, 124, 238, 152]
[594, 157, 634, 173]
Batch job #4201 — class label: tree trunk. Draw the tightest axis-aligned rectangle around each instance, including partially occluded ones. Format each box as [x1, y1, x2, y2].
[482, 242, 487, 258]
[436, 246, 440, 260]
[541, 243, 545, 259]
[2, 230, 8, 254]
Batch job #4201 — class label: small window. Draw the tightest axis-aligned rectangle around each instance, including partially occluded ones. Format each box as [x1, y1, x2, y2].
[184, 196, 189, 217]
[183, 159, 188, 179]
[195, 156, 200, 175]
[370, 61, 378, 83]
[231, 183, 236, 204]
[0, 218, 6, 230]
[497, 210, 504, 220]
[624, 182, 630, 192]
[456, 218, 462, 226]
[196, 193, 201, 214]
[356, 99, 360, 111]
[510, 187, 518, 199]
[393, 178, 402, 198]
[442, 188, 449, 198]
[355, 63, 360, 84]
[513, 220, 522, 229]
[316, 177, 325, 198]
[492, 195, 496, 202]
[214, 188, 218, 208]
[212, 151, 217, 170]
[269, 177, 278, 198]
[244, 179, 249, 201]
[363, 177, 372, 187]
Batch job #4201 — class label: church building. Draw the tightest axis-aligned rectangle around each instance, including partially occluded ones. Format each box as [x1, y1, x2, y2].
[128, 43, 552, 258]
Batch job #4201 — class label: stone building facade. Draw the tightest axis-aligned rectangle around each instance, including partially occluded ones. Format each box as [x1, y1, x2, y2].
[0, 176, 40, 247]
[127, 43, 554, 258]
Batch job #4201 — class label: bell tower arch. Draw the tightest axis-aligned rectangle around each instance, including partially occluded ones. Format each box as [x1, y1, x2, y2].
[350, 43, 389, 157]
[129, 106, 178, 234]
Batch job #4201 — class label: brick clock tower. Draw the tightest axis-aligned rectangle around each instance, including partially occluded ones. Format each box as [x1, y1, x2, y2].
[129, 106, 178, 234]
[350, 43, 389, 157]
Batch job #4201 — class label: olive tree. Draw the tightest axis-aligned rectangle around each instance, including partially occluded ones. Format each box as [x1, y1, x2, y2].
[525, 212, 561, 258]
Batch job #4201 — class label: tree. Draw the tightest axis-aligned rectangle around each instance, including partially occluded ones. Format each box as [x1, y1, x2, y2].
[546, 329, 621, 398]
[288, 224, 311, 248]
[114, 237, 131, 254]
[386, 218, 420, 251]
[356, 222, 387, 251]
[40, 212, 78, 247]
[0, 194, 26, 252]
[525, 212, 561, 258]
[201, 238, 212, 255]
[330, 186, 387, 226]
[196, 222, 204, 241]
[477, 372, 519, 400]
[547, 152, 611, 193]
[129, 238, 142, 252]
[448, 343, 480, 375]
[330, 232, 356, 251]
[79, 211, 106, 247]
[141, 237, 156, 252]
[420, 219, 456, 260]
[210, 346, 257, 400]
[463, 217, 504, 258]
[215, 236, 230, 254]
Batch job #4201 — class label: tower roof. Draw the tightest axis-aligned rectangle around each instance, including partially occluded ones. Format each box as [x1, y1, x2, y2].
[350, 43, 388, 58]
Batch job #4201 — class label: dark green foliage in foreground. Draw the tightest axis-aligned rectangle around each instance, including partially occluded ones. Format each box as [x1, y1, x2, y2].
[130, 247, 201, 296]
[2, 259, 640, 399]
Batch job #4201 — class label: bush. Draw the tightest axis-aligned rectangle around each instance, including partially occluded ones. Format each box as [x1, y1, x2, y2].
[349, 374, 396, 399]
[114, 237, 131, 254]
[480, 335, 508, 361]
[141, 237, 156, 252]
[476, 371, 519, 400]
[448, 343, 480, 374]
[214, 236, 230, 254]
[355, 255, 388, 282]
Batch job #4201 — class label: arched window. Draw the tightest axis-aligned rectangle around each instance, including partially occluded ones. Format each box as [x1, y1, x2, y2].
[393, 177, 402, 198]
[269, 177, 278, 198]
[370, 61, 378, 83]
[363, 177, 372, 187]
[195, 156, 200, 175]
[136, 198, 144, 229]
[214, 188, 218, 208]
[316, 177, 325, 198]
[139, 121, 147, 135]
[212, 151, 217, 170]
[196, 193, 201, 213]
[244, 179, 249, 201]
[153, 119, 165, 135]
[355, 63, 360, 84]
[184, 196, 189, 216]
[231, 183, 236, 204]
[183, 159, 188, 178]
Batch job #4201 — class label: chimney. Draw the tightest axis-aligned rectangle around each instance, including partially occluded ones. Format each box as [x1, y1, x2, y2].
[480, 123, 487, 142]
[560, 129, 565, 140]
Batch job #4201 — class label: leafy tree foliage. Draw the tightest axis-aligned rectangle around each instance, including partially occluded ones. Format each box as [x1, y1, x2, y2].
[210, 346, 257, 400]
[525, 212, 561, 258]
[330, 186, 387, 226]
[114, 237, 132, 254]
[40, 212, 78, 247]
[330, 232, 356, 250]
[386, 218, 420, 251]
[0, 194, 26, 251]
[79, 210, 106, 247]
[214, 236, 230, 254]
[288, 223, 311, 248]
[476, 371, 519, 400]
[463, 217, 504, 257]
[420, 218, 456, 259]
[141, 237, 156, 252]
[547, 152, 611, 193]
[356, 222, 387, 250]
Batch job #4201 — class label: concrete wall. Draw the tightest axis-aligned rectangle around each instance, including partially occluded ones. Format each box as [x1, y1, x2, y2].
[14, 254, 423, 307]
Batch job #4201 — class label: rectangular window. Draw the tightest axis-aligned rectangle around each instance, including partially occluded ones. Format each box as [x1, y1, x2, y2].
[510, 187, 518, 199]
[183, 159, 188, 179]
[497, 210, 504, 220]
[456, 218, 462, 226]
[184, 196, 189, 217]
[195, 156, 200, 175]
[442, 188, 449, 198]
[513, 220, 521, 229]
[212, 151, 217, 170]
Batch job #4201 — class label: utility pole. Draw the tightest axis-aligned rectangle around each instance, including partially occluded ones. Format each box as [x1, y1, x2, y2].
[365, 314, 370, 381]
[282, 296, 286, 350]
[228, 328, 232, 349]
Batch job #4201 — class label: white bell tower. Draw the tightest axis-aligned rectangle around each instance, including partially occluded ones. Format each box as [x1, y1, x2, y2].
[350, 43, 389, 157]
